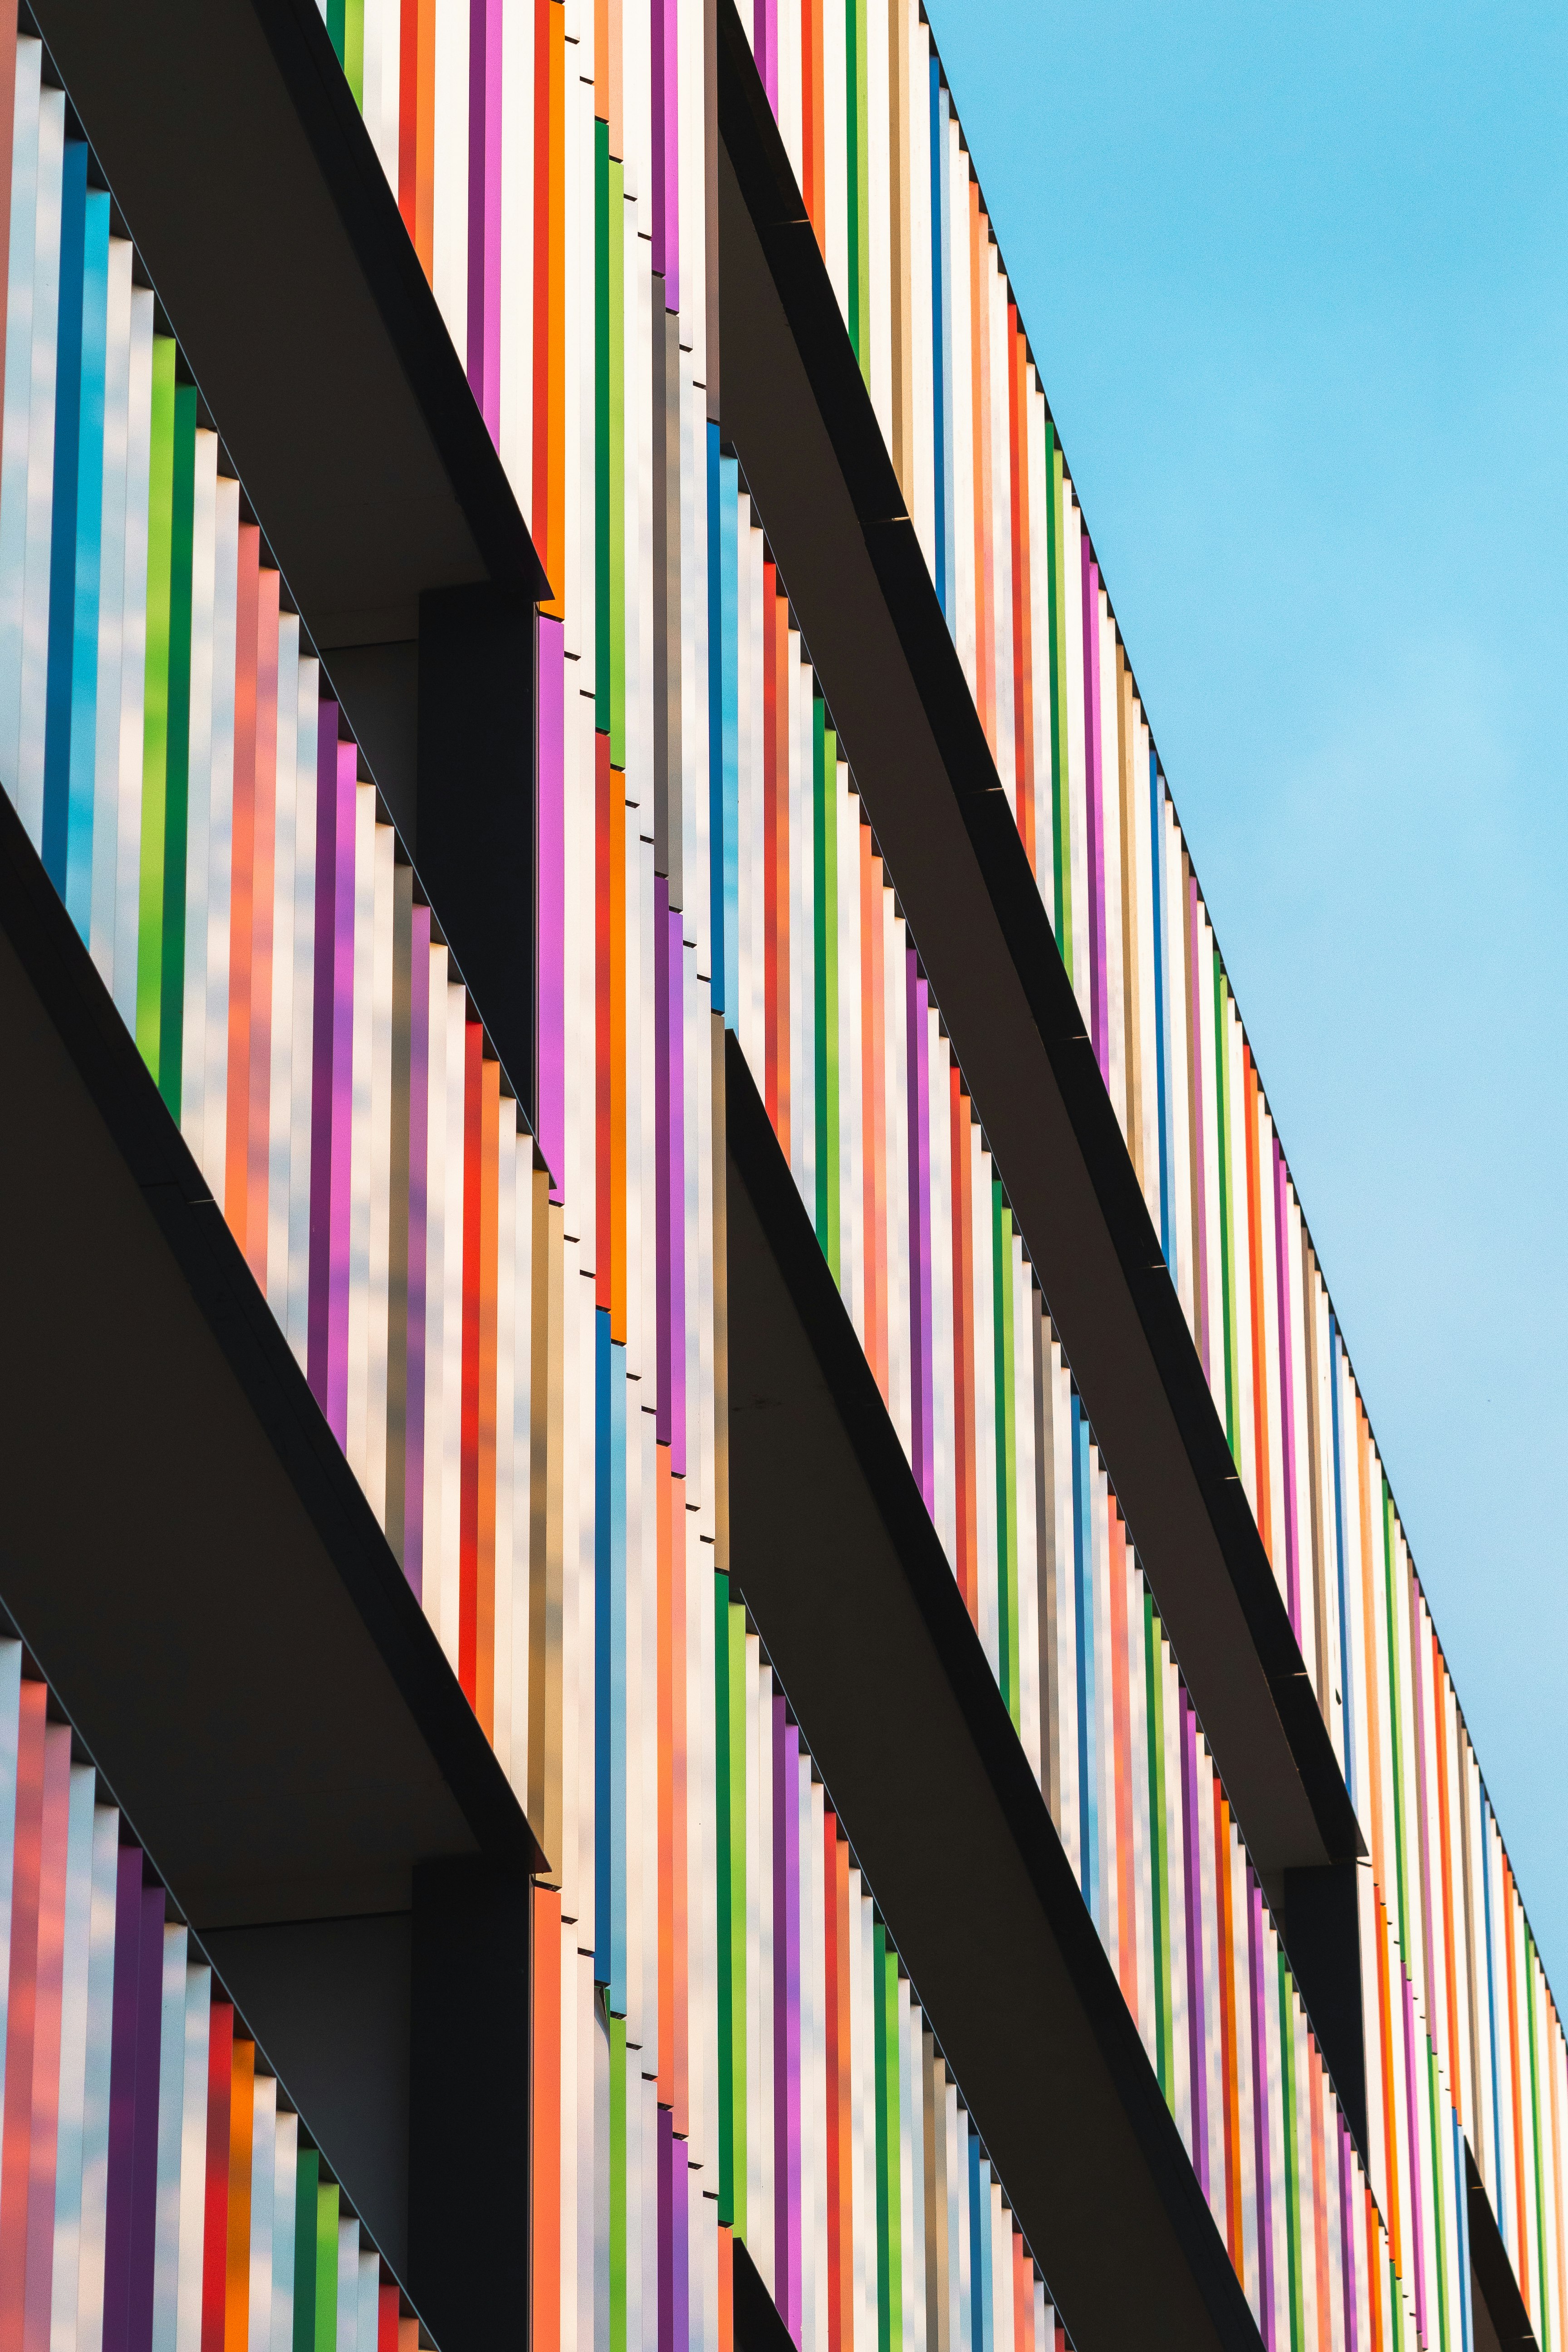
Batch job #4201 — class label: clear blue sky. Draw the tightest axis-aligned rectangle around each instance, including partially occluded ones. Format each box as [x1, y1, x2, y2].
[921, 0, 1568, 1982]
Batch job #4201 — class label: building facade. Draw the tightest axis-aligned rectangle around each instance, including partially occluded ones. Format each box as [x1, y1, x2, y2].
[0, 2, 1558, 2350]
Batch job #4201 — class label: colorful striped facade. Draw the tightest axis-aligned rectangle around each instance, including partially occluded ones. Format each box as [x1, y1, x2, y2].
[732, 9, 1568, 2349]
[0, 2, 1556, 2351]
[0, 1642, 427, 2352]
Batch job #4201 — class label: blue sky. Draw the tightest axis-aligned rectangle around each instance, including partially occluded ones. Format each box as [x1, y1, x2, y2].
[921, 0, 1568, 1981]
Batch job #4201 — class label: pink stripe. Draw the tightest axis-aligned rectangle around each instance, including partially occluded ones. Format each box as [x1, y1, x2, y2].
[468, 0, 503, 440]
[22, 1727, 71, 2352]
[1188, 874, 1210, 1387]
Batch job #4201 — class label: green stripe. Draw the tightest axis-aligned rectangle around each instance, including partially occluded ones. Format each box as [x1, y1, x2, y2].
[610, 2010, 627, 2352]
[1279, 1956, 1303, 2352]
[135, 336, 176, 1080]
[315, 2180, 339, 2352]
[292, 2147, 318, 2352]
[845, 0, 869, 376]
[157, 382, 196, 1120]
[873, 1926, 902, 2352]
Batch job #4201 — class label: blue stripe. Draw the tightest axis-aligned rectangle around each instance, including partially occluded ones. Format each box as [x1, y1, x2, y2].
[42, 138, 88, 900]
[66, 188, 109, 939]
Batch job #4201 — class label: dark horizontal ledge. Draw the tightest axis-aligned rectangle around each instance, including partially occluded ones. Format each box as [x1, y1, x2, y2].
[715, 0, 1362, 1899]
[32, 0, 549, 644]
[724, 1032, 1260, 2352]
[0, 780, 547, 1933]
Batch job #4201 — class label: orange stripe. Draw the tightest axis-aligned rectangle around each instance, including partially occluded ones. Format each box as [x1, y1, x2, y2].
[477, 1052, 500, 1736]
[718, 2227, 734, 2352]
[415, 0, 436, 274]
[1214, 1787, 1241, 2269]
[225, 524, 260, 1257]
[245, 565, 280, 1289]
[533, 1885, 562, 2352]
[1365, 2185, 1384, 2350]
[803, 0, 825, 254]
[224, 2036, 255, 2352]
[1243, 1047, 1272, 1559]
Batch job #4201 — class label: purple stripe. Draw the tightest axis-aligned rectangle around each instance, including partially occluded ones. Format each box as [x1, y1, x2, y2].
[658, 2104, 673, 2352]
[99, 1846, 144, 2352]
[1248, 1875, 1274, 2345]
[1081, 545, 1107, 1080]
[1180, 1695, 1208, 2196]
[328, 740, 358, 1445]
[673, 2130, 690, 2352]
[307, 702, 341, 1412]
[1272, 1141, 1300, 1634]
[467, 0, 503, 439]
[404, 900, 432, 1601]
[126, 1881, 164, 2352]
[537, 618, 566, 1200]
[651, 0, 679, 308]
[1401, 1963, 1427, 2347]
[1188, 874, 1210, 1385]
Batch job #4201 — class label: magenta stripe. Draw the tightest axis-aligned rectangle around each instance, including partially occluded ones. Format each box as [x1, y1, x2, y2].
[1081, 545, 1107, 1080]
[467, 0, 503, 439]
[784, 1719, 802, 2336]
[537, 617, 566, 1200]
[307, 702, 341, 1415]
[1272, 1141, 1300, 1634]
[404, 900, 432, 1602]
[1248, 1875, 1274, 2345]
[1338, 2117, 1359, 2352]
